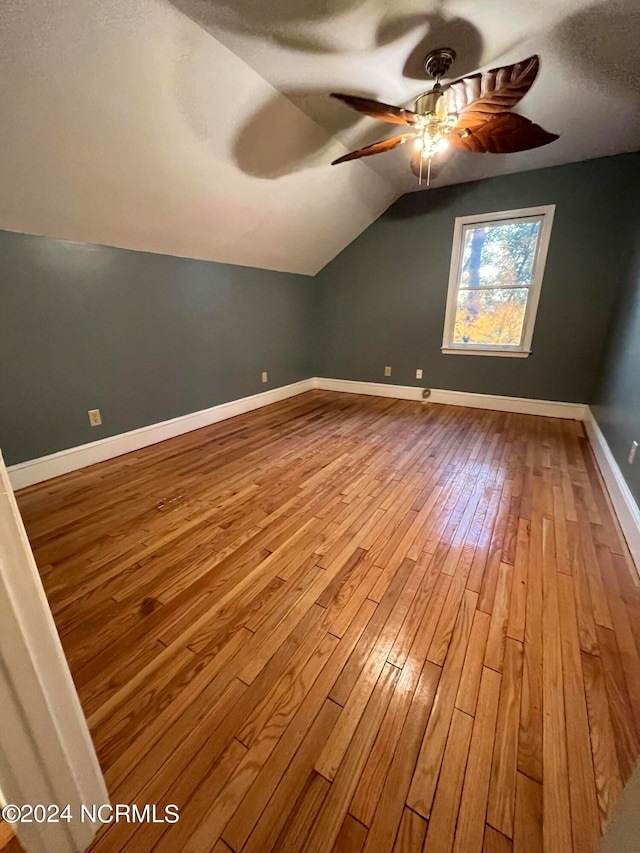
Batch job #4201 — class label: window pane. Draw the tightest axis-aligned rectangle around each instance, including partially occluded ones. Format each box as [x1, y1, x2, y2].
[460, 219, 541, 288]
[453, 288, 529, 347]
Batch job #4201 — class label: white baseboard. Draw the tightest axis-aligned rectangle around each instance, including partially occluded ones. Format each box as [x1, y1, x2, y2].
[3, 376, 591, 492]
[584, 409, 640, 573]
[313, 377, 425, 401]
[313, 377, 587, 420]
[8, 379, 314, 490]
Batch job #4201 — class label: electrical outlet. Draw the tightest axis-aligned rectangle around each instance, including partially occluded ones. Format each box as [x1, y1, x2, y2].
[88, 409, 102, 427]
[416, 369, 423, 379]
[384, 366, 392, 377]
[629, 441, 638, 465]
[261, 371, 268, 383]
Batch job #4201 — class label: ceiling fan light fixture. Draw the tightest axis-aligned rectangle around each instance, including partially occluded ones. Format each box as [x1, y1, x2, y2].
[436, 95, 449, 121]
[329, 52, 558, 186]
[413, 96, 458, 184]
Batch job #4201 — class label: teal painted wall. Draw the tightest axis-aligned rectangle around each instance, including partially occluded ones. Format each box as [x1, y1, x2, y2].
[314, 153, 639, 404]
[0, 232, 313, 465]
[592, 221, 640, 507]
[1, 153, 638, 475]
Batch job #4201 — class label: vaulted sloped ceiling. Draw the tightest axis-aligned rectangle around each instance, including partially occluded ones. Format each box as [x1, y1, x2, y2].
[0, 0, 396, 276]
[0, 0, 638, 275]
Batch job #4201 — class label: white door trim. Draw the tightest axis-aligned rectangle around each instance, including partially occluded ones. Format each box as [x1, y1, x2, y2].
[0, 453, 108, 852]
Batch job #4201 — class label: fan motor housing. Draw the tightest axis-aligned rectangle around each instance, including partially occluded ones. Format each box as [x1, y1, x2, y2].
[424, 47, 456, 80]
[414, 89, 443, 115]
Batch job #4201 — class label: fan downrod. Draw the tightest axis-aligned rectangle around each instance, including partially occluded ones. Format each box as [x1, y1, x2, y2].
[424, 47, 456, 80]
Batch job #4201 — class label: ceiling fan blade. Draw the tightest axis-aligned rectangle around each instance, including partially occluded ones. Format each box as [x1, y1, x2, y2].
[447, 55, 540, 124]
[450, 112, 559, 154]
[331, 93, 419, 126]
[332, 133, 417, 165]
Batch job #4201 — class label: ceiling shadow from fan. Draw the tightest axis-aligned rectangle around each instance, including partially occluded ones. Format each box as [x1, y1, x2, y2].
[377, 12, 484, 80]
[169, 0, 371, 55]
[169, 0, 489, 61]
[232, 86, 412, 178]
[232, 91, 352, 179]
[286, 90, 363, 138]
[554, 0, 640, 97]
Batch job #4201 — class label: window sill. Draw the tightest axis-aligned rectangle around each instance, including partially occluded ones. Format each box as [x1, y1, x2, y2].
[441, 347, 531, 358]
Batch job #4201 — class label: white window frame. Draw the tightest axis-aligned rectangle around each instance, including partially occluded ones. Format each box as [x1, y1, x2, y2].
[441, 204, 555, 357]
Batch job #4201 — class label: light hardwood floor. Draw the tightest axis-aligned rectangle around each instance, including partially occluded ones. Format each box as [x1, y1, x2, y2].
[8, 390, 640, 852]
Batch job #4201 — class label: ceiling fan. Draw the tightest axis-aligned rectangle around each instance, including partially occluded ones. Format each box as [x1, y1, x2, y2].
[330, 48, 559, 185]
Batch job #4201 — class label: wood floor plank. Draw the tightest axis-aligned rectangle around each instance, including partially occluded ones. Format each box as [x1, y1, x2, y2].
[305, 663, 400, 853]
[363, 662, 441, 853]
[151, 738, 248, 853]
[467, 485, 504, 594]
[224, 601, 375, 852]
[484, 562, 514, 673]
[387, 551, 438, 668]
[329, 561, 412, 707]
[513, 772, 542, 853]
[272, 771, 331, 853]
[567, 522, 600, 656]
[557, 572, 601, 853]
[453, 667, 502, 853]
[349, 654, 422, 827]
[540, 516, 572, 853]
[427, 571, 471, 667]
[455, 609, 492, 716]
[518, 508, 544, 783]
[577, 511, 614, 630]
[487, 639, 523, 839]
[478, 482, 513, 612]
[190, 638, 340, 846]
[332, 814, 368, 853]
[401, 571, 452, 669]
[596, 624, 640, 783]
[553, 485, 571, 574]
[483, 825, 513, 853]
[0, 824, 14, 852]
[229, 699, 340, 853]
[392, 808, 428, 853]
[506, 518, 529, 643]
[236, 626, 336, 749]
[408, 589, 477, 819]
[12, 391, 635, 853]
[316, 561, 424, 782]
[581, 650, 624, 830]
[423, 707, 474, 853]
[595, 544, 640, 743]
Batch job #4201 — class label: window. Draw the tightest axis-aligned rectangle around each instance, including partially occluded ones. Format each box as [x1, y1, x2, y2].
[442, 205, 555, 357]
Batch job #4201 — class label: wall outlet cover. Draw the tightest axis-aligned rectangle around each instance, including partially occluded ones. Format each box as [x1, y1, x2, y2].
[88, 409, 102, 427]
[261, 371, 268, 383]
[416, 369, 423, 379]
[384, 366, 392, 377]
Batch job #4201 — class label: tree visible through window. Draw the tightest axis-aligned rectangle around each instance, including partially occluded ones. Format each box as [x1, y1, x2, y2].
[442, 207, 555, 357]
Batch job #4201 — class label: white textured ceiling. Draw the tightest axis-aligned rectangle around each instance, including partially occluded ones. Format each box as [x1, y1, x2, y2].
[0, 0, 396, 275]
[0, 0, 638, 275]
[192, 0, 640, 193]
